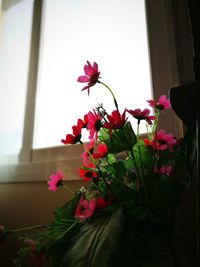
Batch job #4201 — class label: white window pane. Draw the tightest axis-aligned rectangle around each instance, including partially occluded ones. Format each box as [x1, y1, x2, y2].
[34, 0, 152, 148]
[0, 0, 33, 163]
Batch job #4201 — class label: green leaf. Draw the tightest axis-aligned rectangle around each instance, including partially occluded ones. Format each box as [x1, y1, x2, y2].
[59, 209, 125, 267]
[99, 122, 137, 154]
[146, 176, 184, 223]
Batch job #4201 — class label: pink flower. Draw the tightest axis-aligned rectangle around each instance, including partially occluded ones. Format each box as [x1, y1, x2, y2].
[126, 108, 156, 125]
[81, 140, 95, 165]
[92, 143, 108, 159]
[147, 95, 171, 110]
[24, 239, 46, 267]
[87, 110, 102, 140]
[155, 166, 173, 176]
[144, 129, 177, 151]
[24, 239, 37, 252]
[79, 163, 98, 181]
[77, 61, 100, 95]
[74, 196, 97, 221]
[103, 110, 126, 133]
[48, 170, 63, 191]
[61, 119, 84, 145]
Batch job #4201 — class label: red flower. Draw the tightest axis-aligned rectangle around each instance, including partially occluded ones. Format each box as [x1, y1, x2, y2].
[74, 196, 97, 221]
[126, 108, 156, 125]
[77, 61, 100, 95]
[24, 239, 46, 267]
[47, 170, 63, 191]
[79, 163, 98, 181]
[93, 143, 108, 159]
[74, 194, 112, 221]
[61, 119, 84, 145]
[87, 110, 102, 140]
[103, 110, 126, 132]
[144, 129, 177, 151]
[147, 95, 171, 110]
[81, 114, 88, 128]
[96, 197, 112, 210]
[155, 166, 173, 176]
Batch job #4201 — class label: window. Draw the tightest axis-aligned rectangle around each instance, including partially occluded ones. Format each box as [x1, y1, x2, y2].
[0, 0, 184, 182]
[33, 0, 152, 148]
[0, 0, 33, 164]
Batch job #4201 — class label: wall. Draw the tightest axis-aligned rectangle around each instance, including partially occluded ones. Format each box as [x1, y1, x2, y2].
[0, 180, 87, 266]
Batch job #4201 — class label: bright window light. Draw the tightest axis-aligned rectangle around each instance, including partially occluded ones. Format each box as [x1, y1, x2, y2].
[0, 0, 33, 162]
[34, 0, 152, 148]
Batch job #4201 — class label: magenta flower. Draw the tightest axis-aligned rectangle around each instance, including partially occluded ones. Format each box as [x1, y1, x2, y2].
[48, 170, 64, 191]
[144, 129, 177, 151]
[24, 239, 37, 252]
[103, 110, 126, 133]
[24, 239, 46, 267]
[74, 196, 97, 221]
[92, 143, 108, 159]
[155, 166, 173, 176]
[61, 119, 84, 145]
[87, 110, 102, 140]
[126, 108, 156, 125]
[77, 61, 100, 95]
[147, 95, 171, 110]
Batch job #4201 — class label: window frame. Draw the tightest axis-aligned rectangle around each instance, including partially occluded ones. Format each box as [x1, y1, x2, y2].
[0, 0, 193, 183]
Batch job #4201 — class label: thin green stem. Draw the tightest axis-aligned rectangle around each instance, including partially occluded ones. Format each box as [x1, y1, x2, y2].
[130, 149, 142, 189]
[10, 225, 47, 234]
[137, 122, 140, 139]
[137, 121, 145, 182]
[63, 184, 74, 194]
[98, 81, 119, 113]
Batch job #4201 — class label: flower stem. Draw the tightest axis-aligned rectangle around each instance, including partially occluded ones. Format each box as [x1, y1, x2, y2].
[130, 149, 142, 189]
[98, 81, 119, 113]
[63, 184, 74, 194]
[9, 225, 47, 234]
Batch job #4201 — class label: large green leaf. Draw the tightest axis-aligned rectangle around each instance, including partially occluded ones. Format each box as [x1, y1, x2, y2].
[59, 209, 125, 267]
[99, 122, 137, 154]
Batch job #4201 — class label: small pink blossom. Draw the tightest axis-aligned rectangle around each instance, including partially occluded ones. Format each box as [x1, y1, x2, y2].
[87, 110, 102, 140]
[155, 166, 173, 176]
[147, 95, 171, 110]
[24, 239, 37, 252]
[81, 140, 95, 165]
[24, 239, 46, 267]
[144, 129, 177, 151]
[77, 61, 100, 95]
[48, 170, 64, 191]
[126, 108, 156, 125]
[74, 196, 97, 221]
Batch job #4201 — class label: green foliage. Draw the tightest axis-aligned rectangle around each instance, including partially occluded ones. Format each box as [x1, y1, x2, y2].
[99, 122, 137, 153]
[59, 209, 125, 267]
[12, 63, 195, 267]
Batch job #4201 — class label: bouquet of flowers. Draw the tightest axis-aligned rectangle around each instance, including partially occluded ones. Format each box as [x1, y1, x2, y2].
[1, 61, 194, 267]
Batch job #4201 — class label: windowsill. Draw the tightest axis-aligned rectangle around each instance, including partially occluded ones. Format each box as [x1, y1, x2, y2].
[0, 144, 84, 183]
